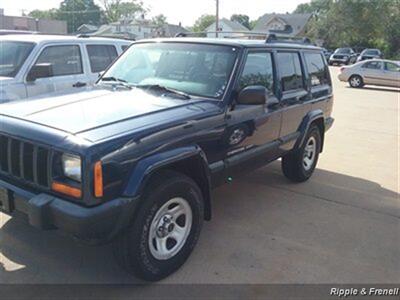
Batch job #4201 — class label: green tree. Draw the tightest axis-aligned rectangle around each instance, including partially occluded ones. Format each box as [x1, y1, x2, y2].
[152, 14, 167, 27]
[100, 0, 147, 23]
[192, 14, 216, 32]
[28, 9, 58, 20]
[294, 0, 400, 59]
[230, 14, 250, 29]
[57, 0, 102, 33]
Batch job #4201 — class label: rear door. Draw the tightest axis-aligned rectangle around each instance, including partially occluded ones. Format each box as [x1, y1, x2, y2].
[26, 44, 87, 98]
[382, 62, 400, 87]
[276, 51, 308, 137]
[85, 44, 119, 84]
[303, 51, 332, 115]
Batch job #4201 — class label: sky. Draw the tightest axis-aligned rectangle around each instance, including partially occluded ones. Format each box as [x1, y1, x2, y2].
[0, 0, 309, 26]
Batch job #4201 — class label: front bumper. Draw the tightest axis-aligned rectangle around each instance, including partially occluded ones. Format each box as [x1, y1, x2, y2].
[0, 179, 139, 243]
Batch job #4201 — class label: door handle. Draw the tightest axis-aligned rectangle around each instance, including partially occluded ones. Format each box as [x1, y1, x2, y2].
[73, 82, 87, 88]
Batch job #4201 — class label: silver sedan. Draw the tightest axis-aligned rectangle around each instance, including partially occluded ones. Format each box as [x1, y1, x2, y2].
[338, 59, 400, 88]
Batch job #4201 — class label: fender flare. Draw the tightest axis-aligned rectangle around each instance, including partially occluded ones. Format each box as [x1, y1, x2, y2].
[122, 145, 212, 220]
[295, 109, 325, 151]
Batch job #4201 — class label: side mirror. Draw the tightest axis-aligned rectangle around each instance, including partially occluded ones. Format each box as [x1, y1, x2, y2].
[237, 85, 268, 105]
[27, 63, 53, 82]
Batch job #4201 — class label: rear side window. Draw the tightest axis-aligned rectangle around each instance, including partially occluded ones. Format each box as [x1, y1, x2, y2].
[362, 61, 382, 70]
[239, 52, 274, 92]
[35, 45, 83, 77]
[304, 52, 329, 86]
[277, 52, 304, 91]
[384, 62, 399, 72]
[86, 45, 118, 73]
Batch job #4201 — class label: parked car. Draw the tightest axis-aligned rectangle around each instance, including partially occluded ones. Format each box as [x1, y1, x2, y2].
[322, 48, 332, 61]
[338, 59, 400, 88]
[356, 48, 383, 62]
[0, 34, 131, 103]
[0, 36, 334, 281]
[329, 48, 358, 65]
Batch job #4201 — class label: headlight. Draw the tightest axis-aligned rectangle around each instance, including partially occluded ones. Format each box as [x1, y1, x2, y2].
[62, 153, 82, 182]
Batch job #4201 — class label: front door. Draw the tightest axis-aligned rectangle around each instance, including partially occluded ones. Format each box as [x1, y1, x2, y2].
[361, 60, 384, 86]
[26, 44, 88, 99]
[223, 51, 282, 166]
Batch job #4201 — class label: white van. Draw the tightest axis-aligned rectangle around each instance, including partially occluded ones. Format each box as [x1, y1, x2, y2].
[0, 34, 131, 103]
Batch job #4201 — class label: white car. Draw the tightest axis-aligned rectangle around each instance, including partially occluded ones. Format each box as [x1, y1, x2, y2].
[338, 59, 400, 88]
[0, 34, 132, 103]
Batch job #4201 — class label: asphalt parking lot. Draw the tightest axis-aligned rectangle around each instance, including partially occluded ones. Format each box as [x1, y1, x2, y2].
[0, 67, 399, 284]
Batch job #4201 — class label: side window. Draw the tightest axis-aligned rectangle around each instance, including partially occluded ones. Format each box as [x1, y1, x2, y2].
[362, 61, 382, 70]
[86, 45, 118, 73]
[35, 45, 83, 77]
[239, 52, 274, 92]
[384, 62, 400, 72]
[276, 52, 304, 91]
[304, 52, 329, 86]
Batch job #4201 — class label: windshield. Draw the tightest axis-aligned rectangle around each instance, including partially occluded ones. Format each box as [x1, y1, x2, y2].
[363, 49, 379, 55]
[0, 41, 35, 77]
[335, 48, 352, 54]
[102, 42, 238, 99]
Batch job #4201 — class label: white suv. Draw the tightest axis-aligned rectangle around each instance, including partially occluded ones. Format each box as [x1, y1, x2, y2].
[0, 34, 131, 103]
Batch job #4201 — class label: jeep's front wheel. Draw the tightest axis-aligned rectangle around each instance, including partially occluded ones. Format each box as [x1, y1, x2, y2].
[281, 125, 321, 182]
[113, 170, 204, 281]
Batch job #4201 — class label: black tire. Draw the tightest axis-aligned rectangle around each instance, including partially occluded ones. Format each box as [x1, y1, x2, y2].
[281, 125, 321, 182]
[349, 75, 364, 88]
[113, 170, 204, 281]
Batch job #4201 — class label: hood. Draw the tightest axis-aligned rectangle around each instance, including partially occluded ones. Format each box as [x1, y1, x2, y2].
[0, 87, 220, 142]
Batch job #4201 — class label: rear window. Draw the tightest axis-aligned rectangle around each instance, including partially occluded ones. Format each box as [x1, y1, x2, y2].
[86, 44, 118, 73]
[276, 52, 304, 92]
[304, 52, 329, 86]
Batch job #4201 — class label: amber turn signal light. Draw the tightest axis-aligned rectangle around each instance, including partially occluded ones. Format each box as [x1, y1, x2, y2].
[94, 161, 103, 198]
[52, 181, 82, 198]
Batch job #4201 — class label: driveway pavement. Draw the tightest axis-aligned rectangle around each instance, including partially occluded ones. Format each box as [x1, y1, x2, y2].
[1, 67, 399, 284]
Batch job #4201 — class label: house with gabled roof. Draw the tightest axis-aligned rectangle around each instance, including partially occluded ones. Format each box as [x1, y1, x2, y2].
[253, 13, 312, 37]
[206, 18, 249, 38]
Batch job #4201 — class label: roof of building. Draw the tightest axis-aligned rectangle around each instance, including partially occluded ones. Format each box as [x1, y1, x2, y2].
[253, 13, 312, 36]
[207, 18, 250, 32]
[161, 24, 189, 37]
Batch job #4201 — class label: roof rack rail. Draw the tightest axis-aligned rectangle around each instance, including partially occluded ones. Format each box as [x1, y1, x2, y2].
[174, 31, 313, 45]
[265, 34, 312, 45]
[175, 31, 269, 39]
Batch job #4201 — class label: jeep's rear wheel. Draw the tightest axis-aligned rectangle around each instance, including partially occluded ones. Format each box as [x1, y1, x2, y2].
[113, 170, 204, 281]
[349, 75, 364, 88]
[281, 125, 321, 182]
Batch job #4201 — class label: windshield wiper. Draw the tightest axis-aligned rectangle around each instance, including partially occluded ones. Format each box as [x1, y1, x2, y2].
[134, 84, 191, 100]
[100, 76, 132, 89]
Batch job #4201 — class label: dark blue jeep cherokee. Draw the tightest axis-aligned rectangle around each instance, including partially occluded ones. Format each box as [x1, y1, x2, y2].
[0, 35, 334, 281]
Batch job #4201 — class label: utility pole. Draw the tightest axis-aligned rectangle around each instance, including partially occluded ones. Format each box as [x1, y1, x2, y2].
[215, 0, 219, 38]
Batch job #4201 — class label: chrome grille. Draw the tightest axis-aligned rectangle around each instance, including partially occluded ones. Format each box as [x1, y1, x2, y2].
[0, 134, 51, 188]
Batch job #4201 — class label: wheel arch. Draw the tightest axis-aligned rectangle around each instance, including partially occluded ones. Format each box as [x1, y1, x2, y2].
[123, 145, 212, 221]
[296, 110, 325, 153]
